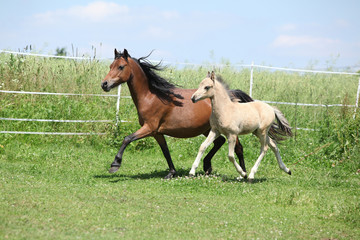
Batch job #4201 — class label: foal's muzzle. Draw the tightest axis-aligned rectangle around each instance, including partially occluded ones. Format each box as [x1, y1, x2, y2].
[191, 96, 197, 103]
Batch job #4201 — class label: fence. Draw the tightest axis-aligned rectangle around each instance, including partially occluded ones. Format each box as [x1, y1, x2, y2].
[0, 85, 127, 135]
[1, 50, 359, 135]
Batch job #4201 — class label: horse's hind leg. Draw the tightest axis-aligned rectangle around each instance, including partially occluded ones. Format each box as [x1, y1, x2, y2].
[228, 135, 247, 178]
[268, 138, 291, 175]
[202, 136, 225, 175]
[235, 137, 247, 173]
[154, 134, 177, 179]
[248, 133, 268, 180]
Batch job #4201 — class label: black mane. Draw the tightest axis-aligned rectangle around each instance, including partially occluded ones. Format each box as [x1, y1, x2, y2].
[216, 75, 253, 103]
[116, 51, 184, 106]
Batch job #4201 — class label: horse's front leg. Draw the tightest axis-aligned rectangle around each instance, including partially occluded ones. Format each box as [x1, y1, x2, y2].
[109, 125, 152, 173]
[202, 135, 246, 176]
[154, 134, 177, 179]
[189, 129, 219, 177]
[202, 135, 226, 175]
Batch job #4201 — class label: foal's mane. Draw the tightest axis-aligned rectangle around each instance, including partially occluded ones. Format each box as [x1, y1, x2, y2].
[115, 51, 184, 106]
[215, 76, 238, 102]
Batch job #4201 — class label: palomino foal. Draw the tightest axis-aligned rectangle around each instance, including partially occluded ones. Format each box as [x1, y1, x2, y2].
[190, 72, 292, 180]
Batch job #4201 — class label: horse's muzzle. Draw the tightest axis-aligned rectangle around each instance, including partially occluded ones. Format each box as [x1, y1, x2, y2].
[101, 81, 111, 92]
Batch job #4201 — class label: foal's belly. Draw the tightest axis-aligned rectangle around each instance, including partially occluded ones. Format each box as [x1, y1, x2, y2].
[213, 117, 259, 136]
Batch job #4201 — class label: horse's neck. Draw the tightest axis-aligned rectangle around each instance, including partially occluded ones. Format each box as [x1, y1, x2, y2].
[126, 59, 151, 109]
[211, 82, 234, 117]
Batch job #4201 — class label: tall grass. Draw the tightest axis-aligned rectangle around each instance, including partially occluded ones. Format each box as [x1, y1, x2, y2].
[0, 54, 115, 133]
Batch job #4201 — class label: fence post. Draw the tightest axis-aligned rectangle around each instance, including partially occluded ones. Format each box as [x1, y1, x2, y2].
[354, 76, 360, 119]
[249, 61, 254, 97]
[116, 84, 122, 126]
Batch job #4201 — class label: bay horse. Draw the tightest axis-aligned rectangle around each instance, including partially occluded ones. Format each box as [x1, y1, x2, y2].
[101, 49, 253, 179]
[190, 71, 293, 180]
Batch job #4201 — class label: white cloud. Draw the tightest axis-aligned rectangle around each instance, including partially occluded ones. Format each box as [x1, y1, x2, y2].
[269, 34, 358, 61]
[161, 11, 180, 19]
[279, 23, 296, 31]
[335, 19, 350, 28]
[272, 35, 340, 48]
[68, 2, 129, 22]
[33, 1, 129, 24]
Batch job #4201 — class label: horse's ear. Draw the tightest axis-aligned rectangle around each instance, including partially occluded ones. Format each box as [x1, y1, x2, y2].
[123, 49, 130, 60]
[210, 71, 215, 81]
[207, 71, 211, 78]
[114, 48, 119, 58]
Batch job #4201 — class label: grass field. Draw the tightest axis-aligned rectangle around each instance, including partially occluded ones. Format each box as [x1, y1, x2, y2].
[1, 53, 359, 239]
[1, 135, 359, 239]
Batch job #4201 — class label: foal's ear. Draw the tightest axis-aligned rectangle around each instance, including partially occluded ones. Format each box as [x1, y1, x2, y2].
[210, 71, 215, 81]
[207, 71, 211, 78]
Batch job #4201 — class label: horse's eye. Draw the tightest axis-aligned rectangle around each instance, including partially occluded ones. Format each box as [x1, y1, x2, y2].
[118, 65, 125, 70]
[204, 86, 210, 91]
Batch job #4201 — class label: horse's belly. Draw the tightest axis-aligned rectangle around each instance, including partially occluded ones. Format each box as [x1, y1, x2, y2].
[159, 124, 210, 138]
[157, 101, 212, 138]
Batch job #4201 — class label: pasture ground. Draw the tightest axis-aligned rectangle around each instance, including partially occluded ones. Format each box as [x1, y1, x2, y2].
[1, 134, 359, 240]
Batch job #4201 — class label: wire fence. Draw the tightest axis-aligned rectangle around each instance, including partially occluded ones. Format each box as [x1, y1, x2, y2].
[1, 50, 359, 135]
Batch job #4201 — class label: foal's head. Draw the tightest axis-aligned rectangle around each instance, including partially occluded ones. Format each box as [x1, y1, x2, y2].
[191, 71, 216, 103]
[101, 49, 133, 92]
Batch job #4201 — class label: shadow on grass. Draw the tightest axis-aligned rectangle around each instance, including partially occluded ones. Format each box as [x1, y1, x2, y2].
[246, 178, 268, 184]
[218, 175, 268, 184]
[94, 169, 268, 184]
[93, 168, 191, 183]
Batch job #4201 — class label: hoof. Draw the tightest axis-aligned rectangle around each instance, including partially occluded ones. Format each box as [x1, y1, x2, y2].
[164, 172, 176, 179]
[288, 170, 292, 175]
[205, 167, 213, 175]
[237, 172, 247, 181]
[109, 166, 120, 173]
[248, 178, 254, 184]
[189, 173, 195, 178]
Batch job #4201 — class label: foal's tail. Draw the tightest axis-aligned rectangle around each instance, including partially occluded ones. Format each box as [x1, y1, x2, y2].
[268, 107, 293, 143]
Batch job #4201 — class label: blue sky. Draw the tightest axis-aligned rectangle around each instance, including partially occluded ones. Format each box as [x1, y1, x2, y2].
[1, 0, 359, 69]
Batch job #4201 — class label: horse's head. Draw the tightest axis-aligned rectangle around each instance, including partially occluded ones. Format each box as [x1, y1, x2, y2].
[191, 71, 216, 103]
[101, 48, 133, 92]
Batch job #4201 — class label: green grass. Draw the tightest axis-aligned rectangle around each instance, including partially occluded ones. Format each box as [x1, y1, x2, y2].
[1, 53, 360, 239]
[1, 136, 359, 239]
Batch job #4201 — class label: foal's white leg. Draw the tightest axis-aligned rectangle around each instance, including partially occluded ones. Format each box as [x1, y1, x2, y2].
[189, 129, 219, 176]
[248, 133, 269, 180]
[228, 135, 247, 178]
[268, 138, 292, 175]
